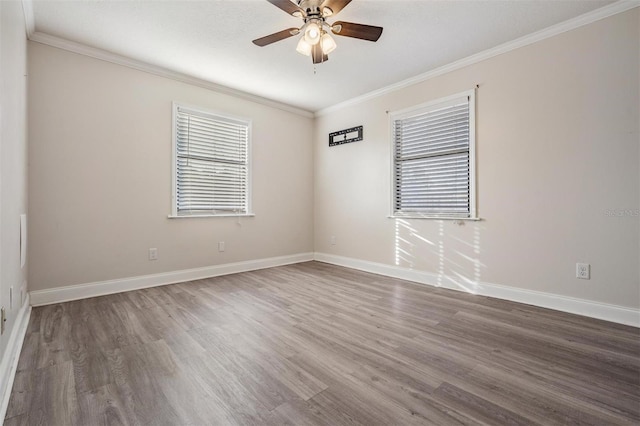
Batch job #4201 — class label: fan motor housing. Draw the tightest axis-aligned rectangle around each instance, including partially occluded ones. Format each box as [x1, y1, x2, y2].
[298, 0, 323, 18]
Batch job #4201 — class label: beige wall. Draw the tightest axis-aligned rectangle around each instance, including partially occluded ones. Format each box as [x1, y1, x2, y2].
[28, 42, 314, 291]
[0, 0, 29, 376]
[314, 10, 640, 309]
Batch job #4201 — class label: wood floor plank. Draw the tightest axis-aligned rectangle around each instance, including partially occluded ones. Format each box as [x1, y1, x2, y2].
[437, 311, 639, 390]
[273, 397, 341, 426]
[485, 306, 640, 356]
[103, 341, 183, 425]
[36, 304, 71, 369]
[178, 353, 281, 425]
[4, 368, 34, 419]
[463, 363, 637, 425]
[432, 382, 539, 426]
[2, 414, 27, 426]
[25, 361, 80, 425]
[190, 323, 327, 402]
[76, 383, 136, 426]
[418, 326, 640, 422]
[7, 261, 640, 425]
[289, 323, 445, 391]
[71, 350, 113, 394]
[486, 350, 640, 420]
[347, 364, 479, 426]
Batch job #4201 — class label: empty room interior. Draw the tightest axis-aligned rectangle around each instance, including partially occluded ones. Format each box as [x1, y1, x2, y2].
[1, 0, 639, 424]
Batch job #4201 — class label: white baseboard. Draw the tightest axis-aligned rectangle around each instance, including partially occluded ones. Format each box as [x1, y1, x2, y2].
[0, 295, 31, 422]
[314, 253, 640, 328]
[29, 252, 314, 306]
[27, 250, 640, 327]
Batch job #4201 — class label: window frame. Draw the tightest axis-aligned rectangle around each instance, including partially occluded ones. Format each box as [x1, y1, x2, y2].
[389, 89, 477, 220]
[170, 102, 253, 218]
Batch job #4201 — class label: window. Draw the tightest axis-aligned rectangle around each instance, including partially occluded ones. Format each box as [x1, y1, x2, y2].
[172, 104, 251, 217]
[390, 90, 476, 219]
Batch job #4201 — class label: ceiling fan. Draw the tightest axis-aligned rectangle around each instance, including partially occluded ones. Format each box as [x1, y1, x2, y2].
[252, 0, 383, 64]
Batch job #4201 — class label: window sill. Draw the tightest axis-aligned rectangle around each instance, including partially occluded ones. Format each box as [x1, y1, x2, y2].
[168, 213, 255, 219]
[388, 215, 481, 221]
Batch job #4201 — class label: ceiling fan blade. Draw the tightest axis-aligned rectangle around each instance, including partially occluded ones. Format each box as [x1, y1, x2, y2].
[252, 28, 299, 47]
[266, 0, 303, 16]
[331, 21, 383, 42]
[321, 0, 352, 16]
[311, 44, 329, 64]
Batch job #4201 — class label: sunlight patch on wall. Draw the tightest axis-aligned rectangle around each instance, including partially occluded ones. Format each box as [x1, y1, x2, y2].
[393, 218, 484, 295]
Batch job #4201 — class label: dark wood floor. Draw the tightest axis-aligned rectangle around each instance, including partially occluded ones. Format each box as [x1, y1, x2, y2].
[5, 261, 640, 425]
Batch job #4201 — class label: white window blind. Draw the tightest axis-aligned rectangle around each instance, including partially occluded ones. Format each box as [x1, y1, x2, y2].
[173, 104, 250, 216]
[391, 91, 475, 218]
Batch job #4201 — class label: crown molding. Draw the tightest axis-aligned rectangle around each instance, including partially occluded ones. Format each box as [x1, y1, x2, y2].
[20, 0, 639, 117]
[315, 0, 640, 117]
[21, 0, 35, 38]
[27, 31, 315, 119]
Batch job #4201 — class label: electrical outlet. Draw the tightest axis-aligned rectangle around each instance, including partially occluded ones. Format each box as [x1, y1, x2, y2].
[576, 263, 590, 280]
[331, 236, 336, 246]
[218, 241, 225, 252]
[149, 248, 158, 261]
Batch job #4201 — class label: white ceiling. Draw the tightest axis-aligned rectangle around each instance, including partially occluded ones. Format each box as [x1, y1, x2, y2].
[30, 0, 613, 113]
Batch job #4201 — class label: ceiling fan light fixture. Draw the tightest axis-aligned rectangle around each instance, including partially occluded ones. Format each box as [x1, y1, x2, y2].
[320, 32, 336, 54]
[253, 0, 383, 65]
[304, 21, 321, 45]
[296, 37, 312, 56]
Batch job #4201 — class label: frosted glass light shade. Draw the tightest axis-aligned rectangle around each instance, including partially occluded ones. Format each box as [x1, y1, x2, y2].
[296, 37, 312, 56]
[321, 33, 337, 54]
